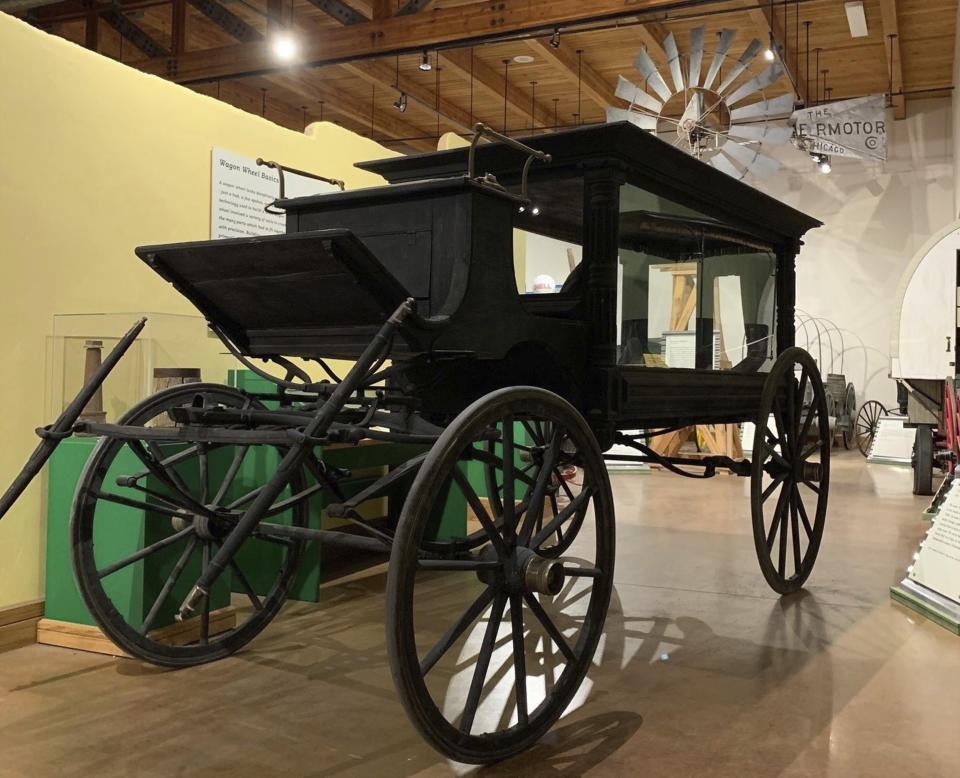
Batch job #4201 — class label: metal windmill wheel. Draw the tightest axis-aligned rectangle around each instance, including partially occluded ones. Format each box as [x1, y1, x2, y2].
[607, 26, 794, 181]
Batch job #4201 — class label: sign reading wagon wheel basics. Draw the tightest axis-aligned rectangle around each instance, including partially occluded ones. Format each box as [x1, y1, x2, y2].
[791, 94, 888, 162]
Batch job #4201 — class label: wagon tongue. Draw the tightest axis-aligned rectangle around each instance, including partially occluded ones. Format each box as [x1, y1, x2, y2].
[0, 317, 147, 523]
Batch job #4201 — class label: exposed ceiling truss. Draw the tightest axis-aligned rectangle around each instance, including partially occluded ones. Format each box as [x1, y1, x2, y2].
[13, 0, 957, 154]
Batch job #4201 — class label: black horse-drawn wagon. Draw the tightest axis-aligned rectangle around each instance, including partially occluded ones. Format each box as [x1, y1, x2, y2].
[0, 122, 826, 763]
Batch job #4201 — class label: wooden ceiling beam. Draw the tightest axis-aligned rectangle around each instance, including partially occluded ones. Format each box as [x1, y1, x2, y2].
[396, 0, 433, 16]
[260, 70, 436, 151]
[440, 48, 555, 131]
[135, 0, 687, 83]
[340, 60, 475, 133]
[878, 0, 905, 119]
[188, 0, 263, 43]
[100, 8, 168, 58]
[635, 21, 668, 64]
[524, 37, 616, 111]
[744, 0, 807, 107]
[306, 0, 368, 26]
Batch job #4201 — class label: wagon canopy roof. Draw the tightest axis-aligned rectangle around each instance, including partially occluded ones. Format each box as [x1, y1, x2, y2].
[357, 122, 821, 248]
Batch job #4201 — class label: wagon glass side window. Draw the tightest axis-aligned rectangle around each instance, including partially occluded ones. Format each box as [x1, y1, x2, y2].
[507, 172, 583, 294]
[617, 182, 776, 371]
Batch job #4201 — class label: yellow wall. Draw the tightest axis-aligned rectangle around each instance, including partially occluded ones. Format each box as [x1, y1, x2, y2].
[0, 14, 397, 608]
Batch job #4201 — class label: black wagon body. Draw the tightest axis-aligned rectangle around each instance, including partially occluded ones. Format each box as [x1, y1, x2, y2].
[1, 122, 829, 765]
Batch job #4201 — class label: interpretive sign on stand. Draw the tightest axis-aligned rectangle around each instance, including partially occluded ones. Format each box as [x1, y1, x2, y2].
[210, 148, 339, 239]
[891, 478, 960, 635]
[866, 415, 914, 465]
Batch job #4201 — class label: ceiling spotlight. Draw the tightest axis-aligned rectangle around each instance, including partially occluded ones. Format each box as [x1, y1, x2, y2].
[763, 47, 775, 62]
[393, 92, 407, 112]
[764, 31, 776, 61]
[531, 205, 541, 216]
[419, 51, 432, 71]
[271, 30, 298, 62]
[550, 27, 560, 48]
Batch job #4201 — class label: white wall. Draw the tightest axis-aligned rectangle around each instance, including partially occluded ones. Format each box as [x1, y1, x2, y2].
[757, 97, 954, 409]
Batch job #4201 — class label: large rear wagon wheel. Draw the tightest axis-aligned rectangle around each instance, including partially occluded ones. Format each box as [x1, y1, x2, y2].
[751, 349, 830, 595]
[71, 384, 308, 667]
[386, 387, 614, 764]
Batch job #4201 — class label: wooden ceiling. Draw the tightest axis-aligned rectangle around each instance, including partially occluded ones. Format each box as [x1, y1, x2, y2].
[14, 0, 958, 154]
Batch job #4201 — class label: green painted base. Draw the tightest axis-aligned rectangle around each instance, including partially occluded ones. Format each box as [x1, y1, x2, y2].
[890, 578, 960, 636]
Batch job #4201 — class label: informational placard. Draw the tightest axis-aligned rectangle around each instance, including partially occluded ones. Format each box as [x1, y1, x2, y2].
[210, 148, 339, 239]
[908, 479, 960, 604]
[866, 416, 914, 465]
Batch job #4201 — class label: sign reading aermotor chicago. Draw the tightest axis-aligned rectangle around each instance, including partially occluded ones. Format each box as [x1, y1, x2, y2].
[791, 94, 888, 162]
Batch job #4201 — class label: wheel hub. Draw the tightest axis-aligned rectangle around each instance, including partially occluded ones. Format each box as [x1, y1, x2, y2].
[171, 510, 218, 541]
[476, 545, 565, 596]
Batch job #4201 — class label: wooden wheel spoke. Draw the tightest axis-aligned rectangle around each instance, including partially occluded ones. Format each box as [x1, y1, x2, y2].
[459, 592, 507, 735]
[762, 441, 791, 471]
[794, 486, 814, 537]
[98, 525, 194, 579]
[262, 482, 326, 518]
[801, 480, 821, 495]
[521, 419, 544, 445]
[522, 591, 575, 664]
[200, 542, 211, 646]
[777, 497, 789, 579]
[761, 473, 786, 504]
[125, 440, 209, 517]
[772, 398, 789, 449]
[501, 418, 517, 539]
[800, 440, 823, 461]
[798, 404, 817, 447]
[795, 367, 809, 424]
[468, 448, 536, 487]
[229, 558, 263, 611]
[452, 468, 509, 557]
[554, 468, 577, 501]
[518, 427, 563, 546]
[531, 488, 592, 550]
[766, 485, 790, 552]
[790, 489, 802, 575]
[140, 536, 197, 635]
[147, 441, 194, 501]
[91, 489, 186, 519]
[509, 593, 528, 727]
[212, 445, 249, 506]
[420, 587, 495, 676]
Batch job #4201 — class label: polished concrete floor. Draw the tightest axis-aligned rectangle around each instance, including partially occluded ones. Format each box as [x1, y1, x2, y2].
[1, 451, 958, 777]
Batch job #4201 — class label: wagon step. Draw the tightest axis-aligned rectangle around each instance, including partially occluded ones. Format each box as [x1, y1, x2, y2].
[0, 317, 146, 523]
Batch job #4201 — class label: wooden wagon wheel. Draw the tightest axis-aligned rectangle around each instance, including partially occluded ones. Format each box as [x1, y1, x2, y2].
[854, 399, 887, 457]
[386, 387, 614, 764]
[841, 382, 857, 449]
[751, 349, 830, 595]
[72, 384, 308, 667]
[912, 426, 934, 496]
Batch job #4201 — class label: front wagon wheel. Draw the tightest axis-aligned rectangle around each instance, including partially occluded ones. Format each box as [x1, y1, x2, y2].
[71, 384, 308, 667]
[751, 349, 830, 595]
[386, 387, 615, 764]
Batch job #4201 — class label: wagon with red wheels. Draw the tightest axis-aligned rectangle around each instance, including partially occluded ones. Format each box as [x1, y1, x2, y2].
[0, 122, 827, 763]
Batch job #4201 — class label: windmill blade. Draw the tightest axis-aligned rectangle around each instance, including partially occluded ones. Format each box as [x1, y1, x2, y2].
[606, 106, 658, 131]
[719, 140, 781, 180]
[679, 91, 704, 128]
[615, 75, 663, 113]
[664, 33, 684, 92]
[717, 39, 762, 94]
[725, 62, 785, 106]
[688, 26, 705, 88]
[727, 123, 794, 145]
[703, 29, 737, 89]
[634, 49, 673, 102]
[709, 152, 745, 180]
[729, 93, 795, 122]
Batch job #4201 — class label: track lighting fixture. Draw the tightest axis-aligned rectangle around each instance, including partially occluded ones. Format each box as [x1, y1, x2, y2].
[811, 152, 831, 173]
[550, 27, 560, 48]
[393, 92, 407, 112]
[419, 51, 432, 71]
